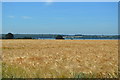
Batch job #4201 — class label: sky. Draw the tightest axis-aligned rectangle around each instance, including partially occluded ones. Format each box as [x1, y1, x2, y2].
[2, 0, 120, 2]
[2, 2, 118, 35]
[0, 2, 2, 34]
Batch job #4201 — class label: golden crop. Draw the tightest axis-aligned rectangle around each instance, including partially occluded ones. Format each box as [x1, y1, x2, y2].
[2, 39, 118, 78]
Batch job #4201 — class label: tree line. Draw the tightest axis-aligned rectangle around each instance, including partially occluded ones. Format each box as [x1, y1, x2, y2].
[2, 33, 119, 39]
[2, 33, 64, 39]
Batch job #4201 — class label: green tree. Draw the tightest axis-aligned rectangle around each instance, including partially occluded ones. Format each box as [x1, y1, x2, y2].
[55, 35, 64, 39]
[5, 33, 14, 39]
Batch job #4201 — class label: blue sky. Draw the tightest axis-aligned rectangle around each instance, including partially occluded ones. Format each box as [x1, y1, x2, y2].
[0, 2, 2, 34]
[2, 2, 118, 35]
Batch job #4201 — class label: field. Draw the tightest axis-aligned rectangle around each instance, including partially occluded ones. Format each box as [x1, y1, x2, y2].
[2, 39, 118, 78]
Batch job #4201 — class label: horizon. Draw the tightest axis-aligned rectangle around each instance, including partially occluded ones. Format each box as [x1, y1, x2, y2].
[2, 32, 120, 36]
[2, 2, 118, 35]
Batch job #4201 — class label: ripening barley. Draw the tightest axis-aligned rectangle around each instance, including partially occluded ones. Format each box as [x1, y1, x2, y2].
[2, 40, 118, 78]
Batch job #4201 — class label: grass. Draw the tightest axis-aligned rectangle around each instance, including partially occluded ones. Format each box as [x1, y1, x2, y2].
[2, 62, 28, 78]
[1, 39, 118, 78]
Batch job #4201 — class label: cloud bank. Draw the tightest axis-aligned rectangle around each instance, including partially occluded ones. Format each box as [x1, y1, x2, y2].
[8, 16, 15, 18]
[21, 16, 32, 19]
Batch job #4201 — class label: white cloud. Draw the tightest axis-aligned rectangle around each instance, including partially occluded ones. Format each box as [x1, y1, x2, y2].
[8, 16, 15, 18]
[45, 0, 54, 5]
[21, 16, 32, 19]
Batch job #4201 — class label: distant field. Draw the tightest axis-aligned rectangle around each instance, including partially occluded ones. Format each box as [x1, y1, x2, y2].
[2, 39, 118, 78]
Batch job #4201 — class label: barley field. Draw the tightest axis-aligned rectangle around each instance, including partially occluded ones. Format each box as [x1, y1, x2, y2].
[2, 39, 118, 78]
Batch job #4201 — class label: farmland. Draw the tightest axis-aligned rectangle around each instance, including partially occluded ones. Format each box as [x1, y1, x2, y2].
[2, 39, 118, 78]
